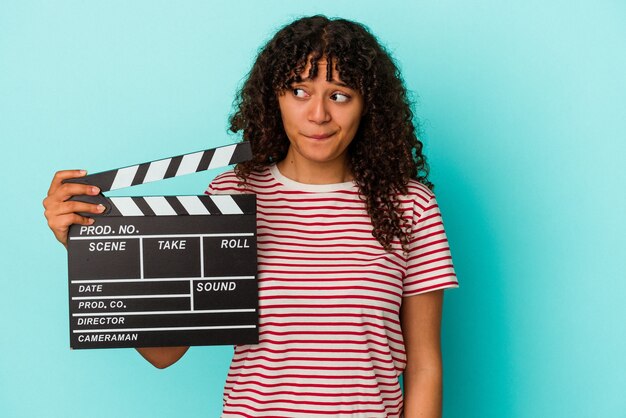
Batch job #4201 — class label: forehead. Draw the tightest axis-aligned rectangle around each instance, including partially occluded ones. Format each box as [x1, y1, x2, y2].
[295, 57, 344, 83]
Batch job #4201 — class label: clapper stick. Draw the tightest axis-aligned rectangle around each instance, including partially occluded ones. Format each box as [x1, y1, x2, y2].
[64, 141, 258, 349]
[64, 142, 252, 216]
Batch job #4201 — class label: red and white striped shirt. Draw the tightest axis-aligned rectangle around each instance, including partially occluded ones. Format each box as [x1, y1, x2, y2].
[206, 164, 458, 418]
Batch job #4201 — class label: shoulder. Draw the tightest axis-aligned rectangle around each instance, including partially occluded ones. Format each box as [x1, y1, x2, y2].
[210, 169, 241, 186]
[205, 169, 243, 195]
[403, 179, 436, 206]
[204, 167, 273, 195]
[395, 179, 442, 225]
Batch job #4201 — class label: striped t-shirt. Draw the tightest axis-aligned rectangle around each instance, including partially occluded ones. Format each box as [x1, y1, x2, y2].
[205, 164, 458, 418]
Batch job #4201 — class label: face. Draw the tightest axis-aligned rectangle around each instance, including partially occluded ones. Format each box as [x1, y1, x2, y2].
[277, 59, 364, 173]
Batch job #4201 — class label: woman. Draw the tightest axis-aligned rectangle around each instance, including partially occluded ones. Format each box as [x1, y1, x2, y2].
[44, 15, 458, 418]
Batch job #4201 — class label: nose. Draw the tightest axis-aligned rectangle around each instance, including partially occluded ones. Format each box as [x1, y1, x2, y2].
[308, 96, 331, 124]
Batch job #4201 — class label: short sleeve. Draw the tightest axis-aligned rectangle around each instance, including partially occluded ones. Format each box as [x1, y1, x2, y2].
[403, 195, 459, 297]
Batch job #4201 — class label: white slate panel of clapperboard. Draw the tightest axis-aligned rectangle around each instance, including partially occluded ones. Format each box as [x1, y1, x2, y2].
[64, 142, 258, 349]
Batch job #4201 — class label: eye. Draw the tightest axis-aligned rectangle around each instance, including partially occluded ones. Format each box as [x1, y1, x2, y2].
[331, 92, 351, 103]
[292, 88, 308, 98]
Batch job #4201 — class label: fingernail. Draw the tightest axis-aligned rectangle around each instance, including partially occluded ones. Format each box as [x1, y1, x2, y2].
[97, 204, 105, 212]
[91, 186, 100, 194]
[88, 218, 95, 224]
[79, 170, 87, 176]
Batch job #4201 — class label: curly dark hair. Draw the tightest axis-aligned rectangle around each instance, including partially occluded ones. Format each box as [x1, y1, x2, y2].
[230, 15, 432, 252]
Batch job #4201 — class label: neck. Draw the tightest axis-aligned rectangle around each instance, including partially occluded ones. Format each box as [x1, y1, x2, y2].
[277, 150, 353, 185]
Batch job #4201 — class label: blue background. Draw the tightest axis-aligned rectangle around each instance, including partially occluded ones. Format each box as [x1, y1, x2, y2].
[1, 1, 624, 417]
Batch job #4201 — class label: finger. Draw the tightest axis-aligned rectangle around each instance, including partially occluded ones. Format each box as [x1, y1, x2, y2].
[58, 201, 106, 216]
[45, 202, 104, 225]
[43, 184, 100, 210]
[67, 212, 96, 226]
[55, 183, 101, 202]
[48, 169, 87, 196]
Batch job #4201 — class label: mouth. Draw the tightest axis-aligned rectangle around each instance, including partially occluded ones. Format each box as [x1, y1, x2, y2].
[303, 132, 335, 140]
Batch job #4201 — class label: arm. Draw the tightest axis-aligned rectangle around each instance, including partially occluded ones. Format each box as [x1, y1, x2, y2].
[136, 346, 190, 369]
[400, 290, 444, 418]
[44, 170, 190, 368]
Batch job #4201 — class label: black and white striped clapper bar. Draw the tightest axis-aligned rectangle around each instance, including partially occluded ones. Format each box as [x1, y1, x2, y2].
[64, 142, 257, 349]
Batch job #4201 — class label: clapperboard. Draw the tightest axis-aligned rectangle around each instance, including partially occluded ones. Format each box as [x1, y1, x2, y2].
[64, 142, 257, 349]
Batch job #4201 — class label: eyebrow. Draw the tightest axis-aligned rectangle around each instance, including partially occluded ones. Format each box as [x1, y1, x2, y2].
[330, 80, 350, 88]
[293, 78, 352, 89]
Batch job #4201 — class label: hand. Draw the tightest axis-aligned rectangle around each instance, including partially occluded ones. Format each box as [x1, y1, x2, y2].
[43, 170, 106, 247]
